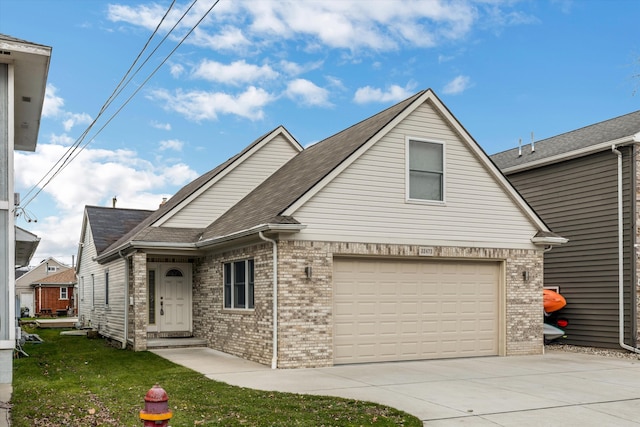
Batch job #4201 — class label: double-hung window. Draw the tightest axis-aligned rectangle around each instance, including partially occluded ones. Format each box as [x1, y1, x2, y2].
[60, 287, 68, 300]
[407, 138, 444, 202]
[224, 259, 254, 309]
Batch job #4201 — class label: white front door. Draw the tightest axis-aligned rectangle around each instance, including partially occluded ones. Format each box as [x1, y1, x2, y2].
[154, 264, 192, 333]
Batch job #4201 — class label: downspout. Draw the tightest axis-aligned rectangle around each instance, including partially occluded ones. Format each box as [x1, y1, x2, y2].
[612, 144, 640, 354]
[258, 231, 278, 369]
[118, 250, 129, 350]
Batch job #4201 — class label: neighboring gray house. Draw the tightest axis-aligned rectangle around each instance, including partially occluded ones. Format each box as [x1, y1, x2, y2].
[491, 110, 640, 350]
[0, 34, 50, 384]
[16, 257, 70, 317]
[77, 89, 565, 368]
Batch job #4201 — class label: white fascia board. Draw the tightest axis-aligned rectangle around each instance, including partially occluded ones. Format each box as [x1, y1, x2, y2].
[196, 223, 305, 248]
[153, 126, 303, 227]
[426, 95, 552, 233]
[76, 210, 90, 269]
[282, 91, 433, 216]
[502, 135, 636, 174]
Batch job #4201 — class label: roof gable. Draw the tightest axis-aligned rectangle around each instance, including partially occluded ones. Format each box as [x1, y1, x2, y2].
[202, 89, 550, 240]
[492, 110, 640, 172]
[97, 127, 300, 258]
[153, 126, 302, 227]
[84, 206, 153, 255]
[15, 257, 70, 286]
[201, 90, 427, 239]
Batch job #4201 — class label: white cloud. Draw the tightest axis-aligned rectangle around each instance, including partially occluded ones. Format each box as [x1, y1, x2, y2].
[62, 112, 92, 132]
[158, 139, 184, 151]
[192, 60, 278, 85]
[149, 86, 274, 121]
[169, 63, 185, 78]
[442, 75, 472, 95]
[353, 85, 413, 104]
[106, 0, 532, 53]
[43, 84, 64, 117]
[150, 120, 172, 131]
[285, 79, 332, 107]
[42, 84, 93, 131]
[278, 59, 324, 76]
[14, 142, 199, 264]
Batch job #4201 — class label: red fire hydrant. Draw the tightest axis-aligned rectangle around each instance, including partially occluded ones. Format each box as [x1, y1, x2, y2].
[140, 384, 173, 426]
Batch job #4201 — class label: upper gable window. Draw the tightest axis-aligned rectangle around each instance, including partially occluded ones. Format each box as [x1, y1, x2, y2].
[407, 138, 445, 202]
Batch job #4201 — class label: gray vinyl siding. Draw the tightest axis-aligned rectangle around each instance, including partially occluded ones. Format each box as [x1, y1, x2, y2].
[505, 148, 635, 348]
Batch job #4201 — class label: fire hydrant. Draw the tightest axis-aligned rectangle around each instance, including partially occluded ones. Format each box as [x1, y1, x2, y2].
[140, 384, 172, 426]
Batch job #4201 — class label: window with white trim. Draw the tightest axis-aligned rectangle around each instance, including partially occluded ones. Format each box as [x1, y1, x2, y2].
[60, 287, 68, 300]
[407, 138, 444, 202]
[223, 259, 254, 309]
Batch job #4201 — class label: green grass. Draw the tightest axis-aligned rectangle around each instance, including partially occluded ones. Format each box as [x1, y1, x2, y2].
[12, 327, 422, 426]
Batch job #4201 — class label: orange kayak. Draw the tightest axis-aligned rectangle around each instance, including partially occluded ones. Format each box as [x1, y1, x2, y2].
[543, 289, 566, 313]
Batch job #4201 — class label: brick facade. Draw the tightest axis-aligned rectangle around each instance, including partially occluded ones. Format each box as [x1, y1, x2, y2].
[34, 286, 74, 315]
[187, 239, 544, 368]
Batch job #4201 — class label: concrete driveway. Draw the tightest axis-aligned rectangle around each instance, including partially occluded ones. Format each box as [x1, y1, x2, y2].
[152, 348, 640, 426]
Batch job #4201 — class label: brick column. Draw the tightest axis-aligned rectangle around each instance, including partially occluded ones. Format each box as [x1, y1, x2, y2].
[131, 252, 148, 351]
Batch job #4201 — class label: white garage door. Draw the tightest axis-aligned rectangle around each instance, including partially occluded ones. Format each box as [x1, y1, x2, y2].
[333, 258, 500, 364]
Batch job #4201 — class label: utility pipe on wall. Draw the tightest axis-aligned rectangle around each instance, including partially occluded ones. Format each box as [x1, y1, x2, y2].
[258, 231, 278, 369]
[118, 250, 129, 350]
[612, 144, 640, 354]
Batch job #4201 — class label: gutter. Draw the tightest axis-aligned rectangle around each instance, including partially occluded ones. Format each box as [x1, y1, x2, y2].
[612, 142, 640, 354]
[95, 223, 305, 263]
[258, 231, 279, 369]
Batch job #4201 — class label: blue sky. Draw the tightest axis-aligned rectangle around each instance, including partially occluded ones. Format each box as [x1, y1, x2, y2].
[1, 0, 639, 266]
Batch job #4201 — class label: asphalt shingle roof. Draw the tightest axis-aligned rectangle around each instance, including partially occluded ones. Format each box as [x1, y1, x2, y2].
[86, 206, 153, 255]
[31, 268, 76, 285]
[491, 110, 640, 170]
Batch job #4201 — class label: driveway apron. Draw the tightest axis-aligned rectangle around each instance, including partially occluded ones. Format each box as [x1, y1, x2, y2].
[152, 348, 640, 426]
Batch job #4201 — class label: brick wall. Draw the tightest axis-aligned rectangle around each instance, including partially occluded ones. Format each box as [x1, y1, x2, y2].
[193, 239, 544, 368]
[193, 243, 275, 366]
[131, 252, 147, 351]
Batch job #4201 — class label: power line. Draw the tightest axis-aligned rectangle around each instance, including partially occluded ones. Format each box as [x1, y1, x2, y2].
[20, 0, 222, 211]
[18, 0, 179, 209]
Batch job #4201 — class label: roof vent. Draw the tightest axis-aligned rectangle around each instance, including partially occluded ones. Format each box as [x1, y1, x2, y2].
[531, 131, 535, 153]
[518, 138, 522, 157]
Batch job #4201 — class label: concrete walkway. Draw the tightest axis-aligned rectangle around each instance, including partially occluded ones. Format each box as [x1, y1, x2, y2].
[152, 348, 640, 426]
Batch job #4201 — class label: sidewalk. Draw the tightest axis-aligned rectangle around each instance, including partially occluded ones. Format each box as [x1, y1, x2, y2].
[0, 384, 11, 427]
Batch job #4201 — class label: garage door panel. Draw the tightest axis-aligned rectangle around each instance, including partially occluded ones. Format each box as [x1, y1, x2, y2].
[334, 258, 499, 364]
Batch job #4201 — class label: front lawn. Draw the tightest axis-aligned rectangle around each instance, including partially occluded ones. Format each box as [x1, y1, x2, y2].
[12, 327, 421, 426]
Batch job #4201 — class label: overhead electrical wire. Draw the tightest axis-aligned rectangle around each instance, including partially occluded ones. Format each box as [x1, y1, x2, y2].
[17, 0, 178, 209]
[19, 0, 222, 211]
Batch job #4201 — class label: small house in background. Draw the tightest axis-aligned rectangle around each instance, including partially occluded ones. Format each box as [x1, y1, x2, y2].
[31, 268, 77, 317]
[491, 110, 640, 351]
[15, 257, 71, 318]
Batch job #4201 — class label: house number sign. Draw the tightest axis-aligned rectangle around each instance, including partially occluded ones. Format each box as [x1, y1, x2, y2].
[418, 247, 434, 256]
